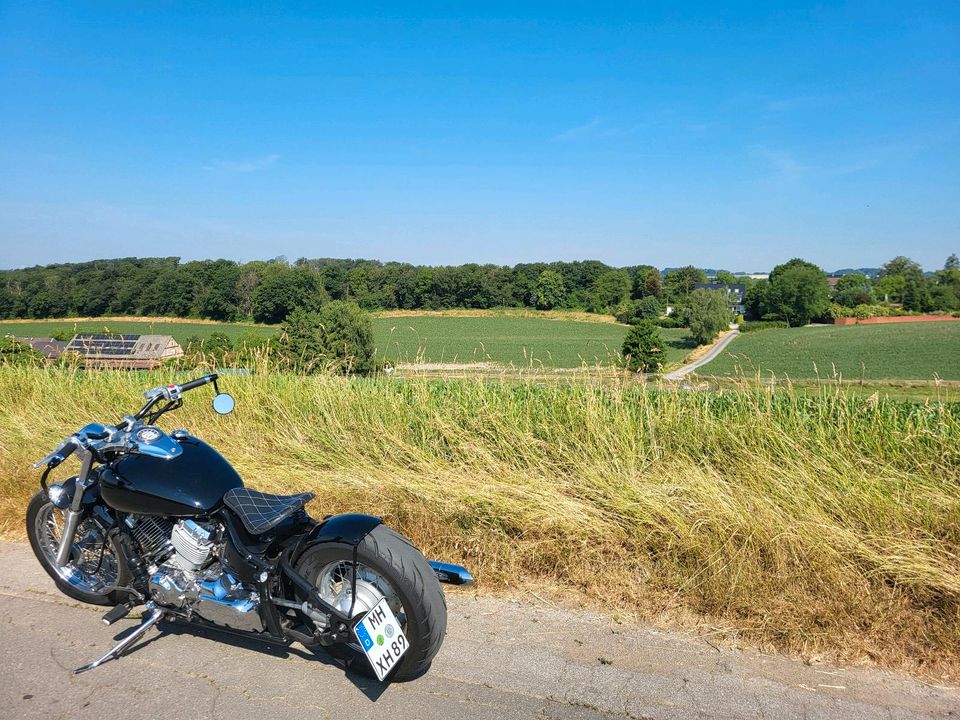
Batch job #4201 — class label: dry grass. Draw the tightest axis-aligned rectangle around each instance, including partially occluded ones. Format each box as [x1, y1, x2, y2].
[0, 366, 957, 678]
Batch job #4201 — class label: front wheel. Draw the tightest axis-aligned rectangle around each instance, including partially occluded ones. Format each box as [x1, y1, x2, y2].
[296, 525, 448, 680]
[26, 491, 129, 606]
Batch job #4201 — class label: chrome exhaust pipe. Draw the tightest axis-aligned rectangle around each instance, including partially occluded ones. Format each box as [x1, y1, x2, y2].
[429, 561, 474, 586]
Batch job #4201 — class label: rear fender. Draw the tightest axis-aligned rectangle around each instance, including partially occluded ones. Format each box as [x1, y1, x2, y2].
[291, 513, 382, 563]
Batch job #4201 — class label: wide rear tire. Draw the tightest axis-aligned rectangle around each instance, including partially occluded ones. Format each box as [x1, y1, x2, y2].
[296, 525, 447, 680]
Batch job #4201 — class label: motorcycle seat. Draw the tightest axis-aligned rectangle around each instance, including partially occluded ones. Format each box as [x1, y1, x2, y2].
[222, 487, 315, 535]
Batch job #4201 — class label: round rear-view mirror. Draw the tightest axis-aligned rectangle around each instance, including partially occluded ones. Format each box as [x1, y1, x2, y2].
[212, 393, 235, 415]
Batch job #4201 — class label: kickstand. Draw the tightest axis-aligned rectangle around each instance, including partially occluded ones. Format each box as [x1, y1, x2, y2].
[74, 602, 164, 674]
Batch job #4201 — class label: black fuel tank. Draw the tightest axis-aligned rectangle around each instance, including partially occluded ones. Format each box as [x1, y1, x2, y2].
[100, 435, 243, 516]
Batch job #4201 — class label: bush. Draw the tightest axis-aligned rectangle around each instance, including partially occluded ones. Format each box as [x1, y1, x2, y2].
[654, 315, 685, 328]
[739, 320, 789, 333]
[612, 300, 639, 324]
[621, 321, 664, 373]
[828, 303, 907, 320]
[280, 301, 376, 374]
[614, 296, 662, 324]
[0, 337, 45, 367]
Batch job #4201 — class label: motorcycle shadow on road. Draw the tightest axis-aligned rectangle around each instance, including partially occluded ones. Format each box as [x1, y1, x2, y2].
[106, 617, 391, 702]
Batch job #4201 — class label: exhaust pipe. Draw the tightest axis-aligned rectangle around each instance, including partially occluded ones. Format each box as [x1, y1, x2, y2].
[429, 561, 474, 586]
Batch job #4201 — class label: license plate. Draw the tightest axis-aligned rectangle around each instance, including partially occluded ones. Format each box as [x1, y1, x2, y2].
[352, 597, 408, 681]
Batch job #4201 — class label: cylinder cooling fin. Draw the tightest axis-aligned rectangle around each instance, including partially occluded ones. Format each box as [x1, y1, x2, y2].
[170, 520, 215, 570]
[126, 515, 174, 559]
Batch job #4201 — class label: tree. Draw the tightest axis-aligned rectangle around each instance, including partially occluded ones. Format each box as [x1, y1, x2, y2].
[281, 301, 375, 374]
[635, 295, 662, 320]
[876, 256, 929, 310]
[768, 258, 830, 326]
[621, 321, 664, 373]
[832, 273, 874, 308]
[641, 268, 663, 298]
[744, 281, 772, 320]
[902, 277, 932, 313]
[932, 254, 960, 311]
[533, 270, 566, 310]
[592, 270, 632, 311]
[687, 288, 730, 345]
[663, 266, 707, 302]
[252, 265, 328, 324]
[873, 274, 905, 303]
[714, 270, 738, 285]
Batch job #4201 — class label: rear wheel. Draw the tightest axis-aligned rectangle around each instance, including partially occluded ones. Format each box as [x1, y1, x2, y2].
[26, 491, 129, 606]
[296, 525, 447, 680]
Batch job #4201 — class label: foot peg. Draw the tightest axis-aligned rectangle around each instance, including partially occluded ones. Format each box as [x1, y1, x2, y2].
[102, 603, 133, 625]
[75, 602, 163, 674]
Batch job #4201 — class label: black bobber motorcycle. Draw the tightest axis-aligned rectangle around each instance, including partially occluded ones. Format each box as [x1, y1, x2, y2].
[26, 374, 472, 679]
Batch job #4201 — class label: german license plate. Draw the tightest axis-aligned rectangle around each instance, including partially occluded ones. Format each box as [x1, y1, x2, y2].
[353, 597, 408, 681]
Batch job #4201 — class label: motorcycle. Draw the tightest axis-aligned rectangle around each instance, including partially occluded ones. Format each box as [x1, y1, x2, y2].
[25, 374, 472, 679]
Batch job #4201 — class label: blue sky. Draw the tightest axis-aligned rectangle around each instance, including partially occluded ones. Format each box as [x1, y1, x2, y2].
[1, 1, 957, 271]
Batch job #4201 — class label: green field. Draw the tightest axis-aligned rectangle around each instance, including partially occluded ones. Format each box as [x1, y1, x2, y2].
[373, 316, 694, 367]
[1, 317, 697, 369]
[699, 321, 960, 381]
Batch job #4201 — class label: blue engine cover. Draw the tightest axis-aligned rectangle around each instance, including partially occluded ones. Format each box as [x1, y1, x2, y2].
[100, 435, 243, 516]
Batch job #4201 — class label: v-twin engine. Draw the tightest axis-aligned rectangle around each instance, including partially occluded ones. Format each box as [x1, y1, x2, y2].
[130, 517, 263, 633]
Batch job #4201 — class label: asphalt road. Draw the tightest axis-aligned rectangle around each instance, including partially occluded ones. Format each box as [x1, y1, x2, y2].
[0, 541, 955, 720]
[663, 328, 740, 381]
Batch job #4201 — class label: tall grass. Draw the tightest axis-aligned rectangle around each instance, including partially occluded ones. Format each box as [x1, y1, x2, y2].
[1, 366, 957, 675]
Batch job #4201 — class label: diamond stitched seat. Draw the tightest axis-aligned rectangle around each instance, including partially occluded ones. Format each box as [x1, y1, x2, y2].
[222, 487, 315, 535]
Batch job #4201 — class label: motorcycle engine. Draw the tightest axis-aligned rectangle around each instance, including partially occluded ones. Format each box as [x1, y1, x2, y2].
[131, 517, 263, 633]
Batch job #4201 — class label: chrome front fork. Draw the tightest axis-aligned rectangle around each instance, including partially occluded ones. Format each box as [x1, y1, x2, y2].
[54, 447, 94, 568]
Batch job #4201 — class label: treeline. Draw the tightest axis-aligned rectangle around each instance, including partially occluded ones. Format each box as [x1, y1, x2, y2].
[0, 254, 957, 325]
[0, 256, 703, 323]
[743, 255, 960, 327]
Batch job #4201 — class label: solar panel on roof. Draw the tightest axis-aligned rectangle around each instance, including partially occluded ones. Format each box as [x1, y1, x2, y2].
[67, 333, 140, 356]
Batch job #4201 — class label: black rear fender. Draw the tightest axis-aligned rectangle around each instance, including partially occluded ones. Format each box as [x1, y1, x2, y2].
[289, 513, 382, 563]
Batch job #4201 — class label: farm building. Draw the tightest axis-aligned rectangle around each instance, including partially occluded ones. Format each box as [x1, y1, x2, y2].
[62, 333, 184, 369]
[17, 337, 69, 364]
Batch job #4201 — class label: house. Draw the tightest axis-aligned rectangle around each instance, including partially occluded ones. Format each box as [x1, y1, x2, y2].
[693, 283, 747, 316]
[63, 333, 184, 369]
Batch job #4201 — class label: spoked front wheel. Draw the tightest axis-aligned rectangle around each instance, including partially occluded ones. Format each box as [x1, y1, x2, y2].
[295, 525, 447, 680]
[26, 491, 128, 606]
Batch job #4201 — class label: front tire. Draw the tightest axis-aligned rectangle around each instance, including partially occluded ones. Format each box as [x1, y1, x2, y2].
[296, 525, 447, 680]
[26, 491, 129, 606]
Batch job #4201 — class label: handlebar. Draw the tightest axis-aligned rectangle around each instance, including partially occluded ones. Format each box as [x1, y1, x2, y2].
[32, 437, 78, 469]
[33, 374, 223, 470]
[180, 374, 218, 392]
[139, 374, 218, 417]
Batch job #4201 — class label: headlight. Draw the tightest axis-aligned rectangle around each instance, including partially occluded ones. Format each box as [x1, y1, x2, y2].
[47, 483, 69, 508]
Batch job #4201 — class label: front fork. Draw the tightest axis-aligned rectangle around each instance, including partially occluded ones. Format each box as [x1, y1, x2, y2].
[54, 448, 95, 567]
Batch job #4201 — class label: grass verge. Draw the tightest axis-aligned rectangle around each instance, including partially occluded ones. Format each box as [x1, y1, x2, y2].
[0, 367, 957, 677]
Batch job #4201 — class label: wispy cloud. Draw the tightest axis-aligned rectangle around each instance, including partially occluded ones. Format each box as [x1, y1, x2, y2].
[555, 117, 620, 142]
[752, 124, 958, 182]
[206, 153, 280, 173]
